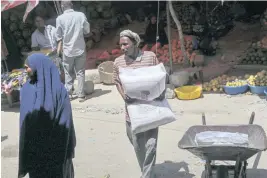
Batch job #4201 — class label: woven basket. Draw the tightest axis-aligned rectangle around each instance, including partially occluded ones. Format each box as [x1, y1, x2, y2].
[98, 61, 114, 84]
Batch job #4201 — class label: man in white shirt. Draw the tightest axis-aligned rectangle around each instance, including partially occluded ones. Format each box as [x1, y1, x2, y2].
[56, 0, 90, 102]
[31, 16, 57, 51]
[31, 15, 65, 82]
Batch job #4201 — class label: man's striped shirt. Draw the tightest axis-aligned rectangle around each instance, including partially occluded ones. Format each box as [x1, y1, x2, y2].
[113, 50, 159, 121]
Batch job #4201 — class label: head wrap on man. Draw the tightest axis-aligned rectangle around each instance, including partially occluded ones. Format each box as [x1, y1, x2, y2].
[120, 30, 141, 47]
[61, 0, 73, 10]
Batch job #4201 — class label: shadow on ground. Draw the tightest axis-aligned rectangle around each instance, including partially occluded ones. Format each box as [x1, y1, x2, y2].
[1, 103, 20, 113]
[1, 144, 19, 158]
[1, 135, 8, 142]
[200, 168, 267, 178]
[246, 169, 267, 178]
[87, 89, 112, 99]
[154, 161, 195, 178]
[200, 152, 267, 178]
[247, 152, 267, 178]
[258, 95, 266, 100]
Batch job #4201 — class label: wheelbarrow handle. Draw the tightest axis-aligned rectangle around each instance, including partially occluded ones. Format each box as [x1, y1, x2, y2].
[249, 112, 255, 125]
[202, 113, 206, 125]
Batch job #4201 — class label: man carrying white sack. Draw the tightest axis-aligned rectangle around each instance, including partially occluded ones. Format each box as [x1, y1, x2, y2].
[113, 29, 165, 178]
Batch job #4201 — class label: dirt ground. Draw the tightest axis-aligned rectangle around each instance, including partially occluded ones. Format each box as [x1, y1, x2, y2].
[1, 84, 267, 178]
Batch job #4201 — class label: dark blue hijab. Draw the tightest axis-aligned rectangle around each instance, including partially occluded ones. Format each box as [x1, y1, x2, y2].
[19, 53, 76, 177]
[20, 53, 65, 124]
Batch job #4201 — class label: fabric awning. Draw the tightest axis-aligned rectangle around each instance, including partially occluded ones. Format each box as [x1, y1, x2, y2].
[1, 0, 39, 22]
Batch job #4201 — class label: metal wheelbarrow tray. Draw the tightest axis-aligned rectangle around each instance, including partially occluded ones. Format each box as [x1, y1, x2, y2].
[178, 112, 267, 178]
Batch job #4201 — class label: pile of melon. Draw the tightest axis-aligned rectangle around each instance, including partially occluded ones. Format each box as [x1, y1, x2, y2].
[260, 8, 267, 29]
[241, 41, 267, 65]
[2, 4, 34, 53]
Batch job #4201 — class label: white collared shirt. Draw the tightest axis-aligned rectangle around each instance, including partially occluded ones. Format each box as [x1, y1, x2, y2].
[55, 9, 90, 57]
[31, 25, 57, 50]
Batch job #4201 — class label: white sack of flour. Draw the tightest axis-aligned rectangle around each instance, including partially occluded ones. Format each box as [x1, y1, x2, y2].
[119, 63, 167, 101]
[127, 99, 176, 134]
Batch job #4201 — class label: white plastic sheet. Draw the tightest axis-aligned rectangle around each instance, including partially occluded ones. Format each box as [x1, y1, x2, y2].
[127, 99, 176, 134]
[119, 63, 167, 101]
[195, 131, 249, 146]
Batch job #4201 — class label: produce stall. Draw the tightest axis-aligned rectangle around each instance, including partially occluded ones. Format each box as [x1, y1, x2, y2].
[1, 48, 57, 107]
[85, 2, 239, 68]
[1, 0, 39, 107]
[1, 0, 39, 53]
[1, 69, 28, 107]
[2, 1, 267, 104]
[201, 70, 267, 95]
[240, 37, 267, 66]
[260, 8, 267, 30]
[1, 33, 9, 73]
[72, 1, 138, 51]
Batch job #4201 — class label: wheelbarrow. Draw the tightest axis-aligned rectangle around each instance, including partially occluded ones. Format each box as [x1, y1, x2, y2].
[178, 112, 267, 178]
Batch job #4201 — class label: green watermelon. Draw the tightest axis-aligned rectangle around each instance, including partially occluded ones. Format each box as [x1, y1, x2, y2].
[10, 14, 18, 22]
[19, 23, 31, 30]
[9, 23, 18, 32]
[90, 10, 99, 19]
[21, 46, 30, 53]
[12, 4, 26, 13]
[2, 12, 10, 20]
[79, 6, 87, 14]
[86, 6, 96, 13]
[81, 1, 90, 6]
[73, 3, 81, 11]
[101, 2, 111, 10]
[22, 29, 31, 39]
[101, 11, 112, 19]
[13, 31, 22, 39]
[95, 4, 103, 13]
[4, 20, 11, 26]
[17, 39, 25, 48]
[25, 18, 33, 25]
[26, 39, 31, 46]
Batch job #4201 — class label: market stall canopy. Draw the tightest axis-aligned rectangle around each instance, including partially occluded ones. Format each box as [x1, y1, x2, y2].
[1, 0, 39, 22]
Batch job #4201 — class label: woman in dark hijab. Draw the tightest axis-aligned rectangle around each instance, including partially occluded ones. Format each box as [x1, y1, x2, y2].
[18, 53, 76, 178]
[144, 14, 168, 46]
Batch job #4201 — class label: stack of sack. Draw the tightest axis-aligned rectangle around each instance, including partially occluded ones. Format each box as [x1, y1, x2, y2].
[118, 63, 176, 134]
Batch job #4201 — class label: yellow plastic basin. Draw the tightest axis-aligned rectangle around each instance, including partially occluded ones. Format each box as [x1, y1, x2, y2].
[174, 85, 202, 100]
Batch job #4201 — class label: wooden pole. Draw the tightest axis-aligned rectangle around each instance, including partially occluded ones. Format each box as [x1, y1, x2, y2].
[166, 1, 173, 74]
[168, 1, 190, 67]
[206, 1, 209, 19]
[55, 1, 63, 15]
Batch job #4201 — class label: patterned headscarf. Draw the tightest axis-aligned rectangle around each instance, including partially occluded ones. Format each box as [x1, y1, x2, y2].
[120, 30, 141, 47]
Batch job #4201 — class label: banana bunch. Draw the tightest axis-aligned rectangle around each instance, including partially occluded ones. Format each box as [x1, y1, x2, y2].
[247, 75, 256, 86]
[23, 77, 27, 84]
[9, 71, 23, 78]
[11, 79, 19, 87]
[226, 79, 247, 87]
